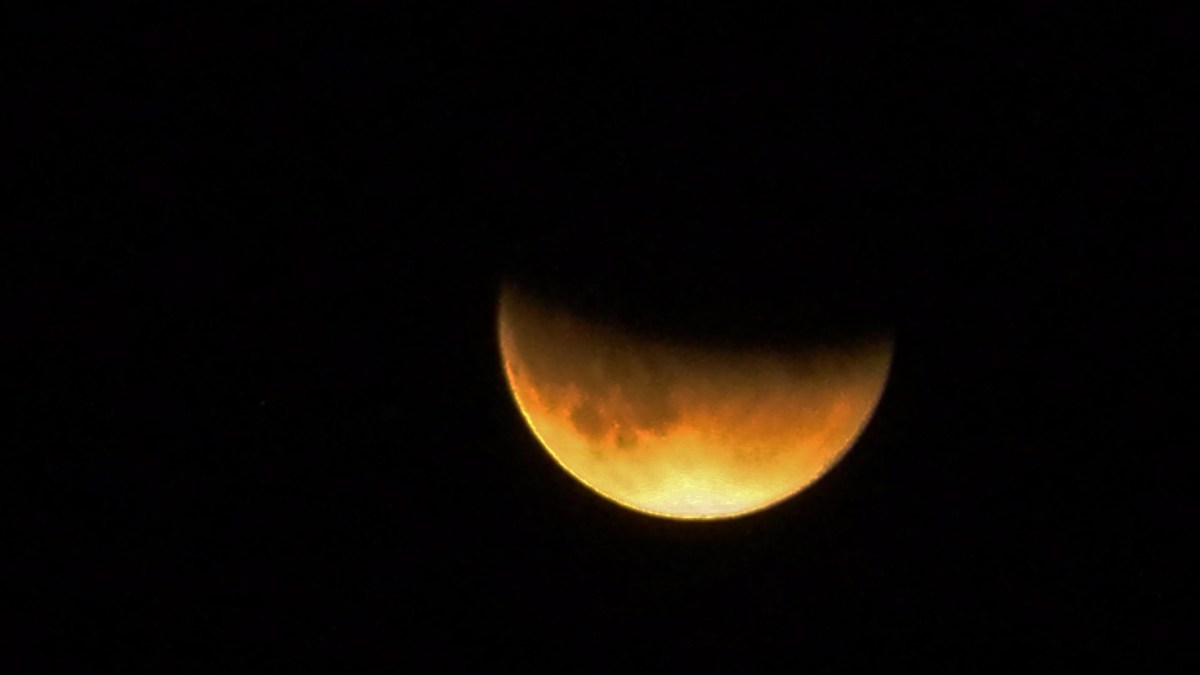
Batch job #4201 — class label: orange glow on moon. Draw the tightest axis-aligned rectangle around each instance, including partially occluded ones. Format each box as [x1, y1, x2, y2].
[497, 287, 893, 520]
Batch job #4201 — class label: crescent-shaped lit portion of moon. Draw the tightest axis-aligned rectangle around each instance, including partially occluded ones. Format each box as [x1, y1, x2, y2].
[497, 287, 893, 520]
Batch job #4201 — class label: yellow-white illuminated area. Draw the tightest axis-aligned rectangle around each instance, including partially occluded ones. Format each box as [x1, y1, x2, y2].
[497, 286, 894, 520]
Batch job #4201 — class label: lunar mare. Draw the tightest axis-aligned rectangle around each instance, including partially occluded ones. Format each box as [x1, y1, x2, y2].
[498, 287, 892, 520]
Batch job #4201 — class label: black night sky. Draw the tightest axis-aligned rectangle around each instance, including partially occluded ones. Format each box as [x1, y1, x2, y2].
[9, 6, 1191, 670]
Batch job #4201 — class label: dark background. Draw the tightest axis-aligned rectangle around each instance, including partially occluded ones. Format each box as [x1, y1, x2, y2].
[7, 5, 1192, 670]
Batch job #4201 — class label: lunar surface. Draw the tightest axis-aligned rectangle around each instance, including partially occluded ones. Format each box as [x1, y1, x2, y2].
[497, 286, 893, 520]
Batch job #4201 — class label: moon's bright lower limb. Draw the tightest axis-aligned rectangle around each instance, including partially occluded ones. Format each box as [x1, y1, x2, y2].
[498, 287, 892, 520]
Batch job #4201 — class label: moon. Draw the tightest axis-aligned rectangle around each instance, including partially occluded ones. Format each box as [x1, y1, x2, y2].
[497, 286, 893, 520]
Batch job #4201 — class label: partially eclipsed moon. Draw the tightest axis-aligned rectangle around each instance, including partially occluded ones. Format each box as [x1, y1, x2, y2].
[498, 286, 893, 520]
